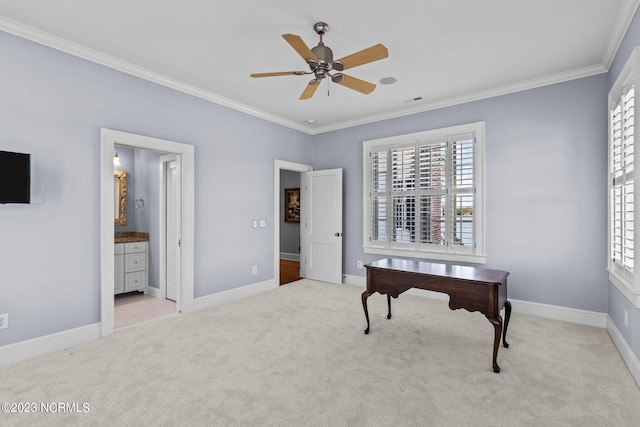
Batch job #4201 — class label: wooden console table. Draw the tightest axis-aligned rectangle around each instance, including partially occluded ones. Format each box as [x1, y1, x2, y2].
[362, 258, 511, 373]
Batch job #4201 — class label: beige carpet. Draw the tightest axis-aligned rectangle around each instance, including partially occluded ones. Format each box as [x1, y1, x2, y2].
[1, 279, 639, 426]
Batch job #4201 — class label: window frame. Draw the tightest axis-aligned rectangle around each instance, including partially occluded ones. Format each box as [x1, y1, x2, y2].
[363, 121, 486, 264]
[608, 47, 640, 308]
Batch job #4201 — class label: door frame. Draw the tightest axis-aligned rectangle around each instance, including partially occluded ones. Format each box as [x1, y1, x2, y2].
[100, 129, 195, 338]
[273, 160, 313, 284]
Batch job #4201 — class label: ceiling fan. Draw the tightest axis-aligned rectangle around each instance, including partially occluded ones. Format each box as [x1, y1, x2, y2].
[250, 22, 388, 100]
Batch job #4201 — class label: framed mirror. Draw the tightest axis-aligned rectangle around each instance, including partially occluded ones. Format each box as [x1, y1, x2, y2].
[115, 170, 127, 226]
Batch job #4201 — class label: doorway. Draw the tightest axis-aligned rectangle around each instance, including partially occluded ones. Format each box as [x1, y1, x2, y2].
[273, 160, 312, 285]
[111, 147, 180, 330]
[100, 129, 195, 338]
[280, 169, 301, 285]
[273, 160, 344, 285]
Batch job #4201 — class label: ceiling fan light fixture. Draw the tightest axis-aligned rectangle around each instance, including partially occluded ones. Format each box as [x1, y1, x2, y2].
[333, 60, 345, 72]
[331, 73, 344, 83]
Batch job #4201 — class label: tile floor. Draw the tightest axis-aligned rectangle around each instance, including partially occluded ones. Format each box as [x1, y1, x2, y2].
[114, 292, 177, 330]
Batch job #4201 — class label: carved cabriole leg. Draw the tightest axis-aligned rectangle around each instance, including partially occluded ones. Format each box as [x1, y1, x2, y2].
[362, 291, 372, 334]
[486, 315, 503, 373]
[502, 300, 512, 348]
[387, 294, 392, 319]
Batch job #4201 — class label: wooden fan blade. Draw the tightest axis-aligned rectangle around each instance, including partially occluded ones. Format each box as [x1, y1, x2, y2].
[250, 71, 305, 78]
[282, 34, 318, 62]
[300, 82, 320, 100]
[337, 74, 376, 94]
[336, 44, 388, 70]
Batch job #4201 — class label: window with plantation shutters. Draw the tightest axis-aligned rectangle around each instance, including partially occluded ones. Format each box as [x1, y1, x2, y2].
[608, 47, 640, 307]
[610, 86, 634, 278]
[364, 122, 486, 264]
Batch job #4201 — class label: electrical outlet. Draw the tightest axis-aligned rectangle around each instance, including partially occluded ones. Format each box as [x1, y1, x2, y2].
[0, 313, 8, 330]
[357, 260, 363, 269]
[252, 266, 258, 275]
[624, 309, 629, 327]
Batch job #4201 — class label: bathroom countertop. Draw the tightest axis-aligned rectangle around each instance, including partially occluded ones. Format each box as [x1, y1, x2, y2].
[114, 231, 149, 243]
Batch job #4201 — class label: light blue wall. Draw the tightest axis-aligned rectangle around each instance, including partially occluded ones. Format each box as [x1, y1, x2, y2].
[133, 148, 163, 289]
[313, 74, 609, 313]
[1, 9, 636, 352]
[608, 7, 640, 362]
[0, 30, 312, 346]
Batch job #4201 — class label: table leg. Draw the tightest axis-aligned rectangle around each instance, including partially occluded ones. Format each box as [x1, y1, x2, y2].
[485, 314, 503, 373]
[502, 300, 511, 348]
[361, 291, 371, 334]
[387, 294, 392, 319]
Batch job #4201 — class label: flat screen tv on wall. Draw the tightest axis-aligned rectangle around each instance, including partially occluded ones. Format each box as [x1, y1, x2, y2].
[0, 150, 32, 204]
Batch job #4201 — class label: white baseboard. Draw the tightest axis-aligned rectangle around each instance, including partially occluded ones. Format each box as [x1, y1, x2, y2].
[344, 274, 366, 287]
[146, 286, 160, 298]
[607, 316, 640, 387]
[509, 299, 607, 328]
[194, 279, 277, 312]
[0, 276, 613, 371]
[0, 280, 278, 368]
[0, 323, 101, 368]
[343, 274, 607, 327]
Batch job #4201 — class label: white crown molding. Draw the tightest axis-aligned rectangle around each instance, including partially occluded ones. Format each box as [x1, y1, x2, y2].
[0, 17, 313, 134]
[0, 10, 630, 136]
[601, 0, 640, 69]
[311, 63, 608, 134]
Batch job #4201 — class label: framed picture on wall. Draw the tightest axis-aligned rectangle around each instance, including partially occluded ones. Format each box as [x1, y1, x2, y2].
[285, 188, 300, 223]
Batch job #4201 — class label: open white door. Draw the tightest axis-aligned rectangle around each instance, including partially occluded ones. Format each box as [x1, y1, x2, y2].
[165, 157, 181, 302]
[301, 169, 343, 283]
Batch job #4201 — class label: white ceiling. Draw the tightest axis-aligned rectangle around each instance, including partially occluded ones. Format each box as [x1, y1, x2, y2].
[0, 0, 638, 134]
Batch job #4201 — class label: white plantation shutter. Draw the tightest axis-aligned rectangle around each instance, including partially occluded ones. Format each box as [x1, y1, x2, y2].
[364, 122, 485, 262]
[391, 146, 416, 246]
[611, 85, 635, 279]
[370, 148, 388, 246]
[607, 47, 640, 306]
[450, 133, 475, 252]
[418, 141, 447, 247]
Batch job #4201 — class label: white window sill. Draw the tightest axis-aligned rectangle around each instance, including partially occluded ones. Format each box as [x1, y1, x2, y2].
[608, 269, 640, 308]
[364, 246, 487, 264]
